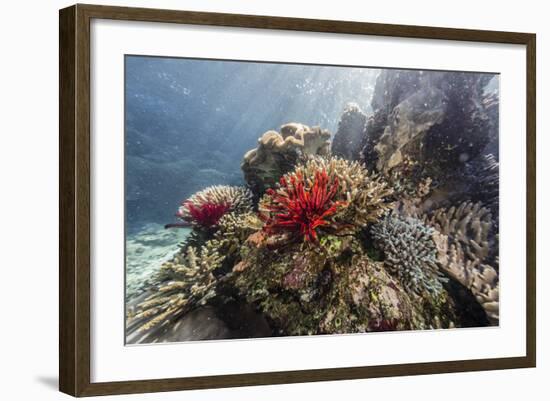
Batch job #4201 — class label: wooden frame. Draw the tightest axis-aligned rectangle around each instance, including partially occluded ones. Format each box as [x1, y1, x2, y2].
[59, 3, 536, 397]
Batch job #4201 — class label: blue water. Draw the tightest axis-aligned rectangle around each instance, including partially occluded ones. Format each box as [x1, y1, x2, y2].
[125, 56, 380, 232]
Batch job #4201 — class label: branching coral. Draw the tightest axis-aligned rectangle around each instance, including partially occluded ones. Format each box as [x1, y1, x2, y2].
[425, 201, 499, 324]
[126, 246, 224, 343]
[241, 123, 331, 196]
[176, 185, 253, 229]
[259, 156, 394, 244]
[371, 215, 447, 296]
[206, 211, 262, 272]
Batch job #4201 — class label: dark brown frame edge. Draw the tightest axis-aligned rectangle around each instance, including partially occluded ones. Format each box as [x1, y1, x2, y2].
[59, 3, 536, 397]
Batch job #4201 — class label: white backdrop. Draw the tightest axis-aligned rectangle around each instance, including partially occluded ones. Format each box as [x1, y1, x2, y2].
[0, 0, 546, 400]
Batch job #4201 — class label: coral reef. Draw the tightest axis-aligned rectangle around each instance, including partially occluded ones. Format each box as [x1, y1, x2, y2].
[176, 185, 253, 229]
[425, 202, 499, 324]
[331, 103, 368, 161]
[259, 157, 394, 242]
[127, 76, 500, 342]
[206, 211, 262, 273]
[371, 215, 447, 296]
[231, 232, 420, 335]
[230, 228, 457, 335]
[126, 246, 224, 342]
[241, 123, 331, 196]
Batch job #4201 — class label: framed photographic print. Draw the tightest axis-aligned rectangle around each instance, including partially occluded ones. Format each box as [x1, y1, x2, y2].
[59, 4, 536, 397]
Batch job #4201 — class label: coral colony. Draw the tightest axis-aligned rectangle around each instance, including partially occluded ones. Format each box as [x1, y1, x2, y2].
[260, 170, 347, 243]
[126, 69, 500, 343]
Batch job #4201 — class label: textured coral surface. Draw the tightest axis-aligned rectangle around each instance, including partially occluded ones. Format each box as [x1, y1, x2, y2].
[126, 68, 500, 343]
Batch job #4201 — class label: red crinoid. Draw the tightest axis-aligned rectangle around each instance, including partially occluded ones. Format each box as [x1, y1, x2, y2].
[261, 169, 348, 243]
[179, 201, 230, 228]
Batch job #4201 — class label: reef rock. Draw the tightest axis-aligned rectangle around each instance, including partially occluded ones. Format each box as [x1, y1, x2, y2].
[331, 103, 368, 160]
[241, 123, 330, 196]
[360, 70, 497, 179]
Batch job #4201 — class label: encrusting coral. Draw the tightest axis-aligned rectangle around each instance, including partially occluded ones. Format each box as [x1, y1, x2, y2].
[424, 202, 499, 324]
[241, 123, 331, 196]
[175, 185, 253, 229]
[231, 231, 426, 335]
[371, 215, 448, 296]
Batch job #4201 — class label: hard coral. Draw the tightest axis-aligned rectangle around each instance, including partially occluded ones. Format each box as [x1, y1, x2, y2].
[260, 169, 348, 242]
[176, 185, 253, 229]
[425, 202, 499, 324]
[126, 246, 223, 343]
[371, 215, 447, 296]
[241, 123, 331, 196]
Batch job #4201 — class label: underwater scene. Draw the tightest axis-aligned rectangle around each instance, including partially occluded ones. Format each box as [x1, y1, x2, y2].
[125, 55, 499, 344]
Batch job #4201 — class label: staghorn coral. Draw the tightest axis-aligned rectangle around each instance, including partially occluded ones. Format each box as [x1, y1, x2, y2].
[425, 202, 499, 324]
[259, 157, 394, 243]
[176, 185, 253, 229]
[371, 215, 447, 296]
[126, 246, 224, 343]
[241, 123, 331, 196]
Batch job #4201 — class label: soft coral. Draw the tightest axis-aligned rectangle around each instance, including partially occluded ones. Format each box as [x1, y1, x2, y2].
[261, 169, 347, 243]
[178, 201, 230, 228]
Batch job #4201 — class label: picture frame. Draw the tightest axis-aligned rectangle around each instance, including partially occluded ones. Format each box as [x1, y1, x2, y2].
[59, 3, 536, 397]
